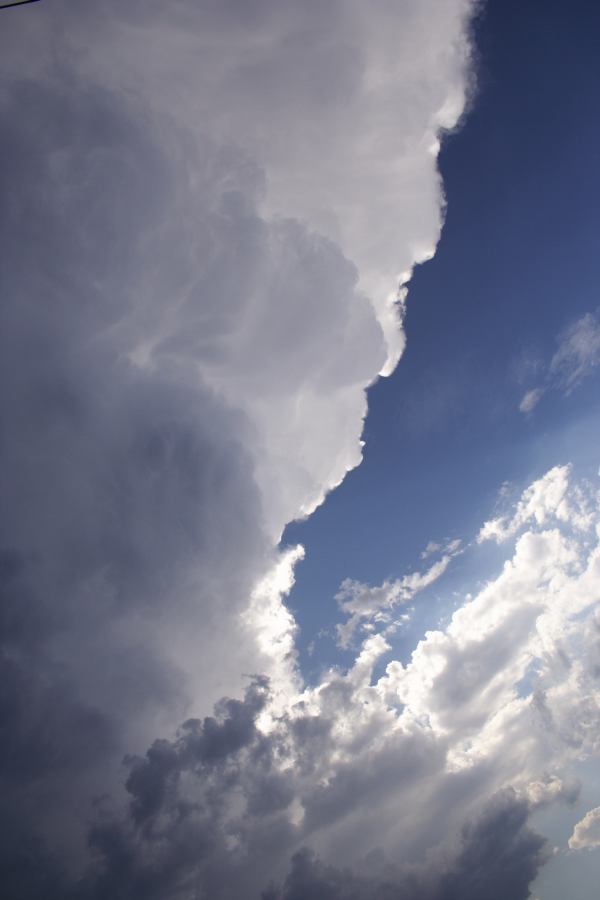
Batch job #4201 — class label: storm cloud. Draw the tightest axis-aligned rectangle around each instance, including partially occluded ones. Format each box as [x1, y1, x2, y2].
[4, 3, 592, 900]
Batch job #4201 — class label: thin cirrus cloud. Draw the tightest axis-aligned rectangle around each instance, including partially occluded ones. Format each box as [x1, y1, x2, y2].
[518, 309, 600, 412]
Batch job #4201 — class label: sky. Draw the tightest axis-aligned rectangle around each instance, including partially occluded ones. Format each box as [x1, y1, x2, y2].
[0, 2, 599, 899]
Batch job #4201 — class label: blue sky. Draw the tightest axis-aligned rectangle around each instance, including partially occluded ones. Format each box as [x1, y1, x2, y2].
[1, 2, 599, 898]
[285, 0, 600, 680]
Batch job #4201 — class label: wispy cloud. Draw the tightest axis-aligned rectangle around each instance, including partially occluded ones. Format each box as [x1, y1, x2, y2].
[519, 386, 545, 413]
[335, 540, 462, 648]
[550, 311, 600, 392]
[518, 310, 600, 412]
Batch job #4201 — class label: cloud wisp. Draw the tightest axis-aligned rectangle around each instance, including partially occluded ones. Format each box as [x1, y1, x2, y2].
[518, 310, 600, 413]
[335, 540, 462, 649]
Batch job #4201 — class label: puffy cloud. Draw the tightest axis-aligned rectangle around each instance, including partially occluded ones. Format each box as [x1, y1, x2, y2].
[0, 0, 479, 549]
[19, 462, 593, 898]
[568, 806, 600, 850]
[23, 0, 475, 379]
[477, 464, 593, 543]
[1, 34, 596, 900]
[0, 0, 478, 892]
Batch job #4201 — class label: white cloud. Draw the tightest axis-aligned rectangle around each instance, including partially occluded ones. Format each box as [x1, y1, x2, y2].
[76, 462, 600, 899]
[568, 806, 600, 850]
[335, 547, 460, 648]
[477, 464, 593, 543]
[1, 0, 477, 536]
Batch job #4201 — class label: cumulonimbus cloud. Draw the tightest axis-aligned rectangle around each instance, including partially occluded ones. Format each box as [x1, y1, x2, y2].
[20, 462, 597, 899]
[0, 1, 490, 897]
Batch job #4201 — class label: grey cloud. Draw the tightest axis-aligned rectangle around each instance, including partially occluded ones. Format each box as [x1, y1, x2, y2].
[0, 71, 283, 881]
[68, 450, 599, 900]
[0, 3, 493, 898]
[29, 680, 542, 900]
[124, 678, 270, 825]
[265, 790, 548, 900]
[0, 65, 386, 896]
[439, 790, 549, 900]
[0, 828, 74, 900]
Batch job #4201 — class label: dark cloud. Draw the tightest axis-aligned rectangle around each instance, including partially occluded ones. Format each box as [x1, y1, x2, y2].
[0, 4, 565, 900]
[0, 62, 380, 892]
[124, 677, 270, 825]
[0, 71, 273, 882]
[266, 791, 548, 900]
[37, 680, 540, 900]
[439, 790, 549, 900]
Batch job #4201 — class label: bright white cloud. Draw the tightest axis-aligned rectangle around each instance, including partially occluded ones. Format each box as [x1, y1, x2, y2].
[477, 464, 593, 543]
[79, 462, 600, 899]
[335, 544, 461, 648]
[0, 0, 476, 541]
[569, 806, 600, 850]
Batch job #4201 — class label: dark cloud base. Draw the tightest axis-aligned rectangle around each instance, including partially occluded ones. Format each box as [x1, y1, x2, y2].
[1, 677, 548, 900]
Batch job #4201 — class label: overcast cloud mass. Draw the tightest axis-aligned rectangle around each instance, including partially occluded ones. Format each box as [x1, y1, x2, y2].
[1, 2, 598, 899]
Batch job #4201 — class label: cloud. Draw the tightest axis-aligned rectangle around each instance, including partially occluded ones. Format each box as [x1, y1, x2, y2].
[335, 543, 462, 648]
[64, 676, 552, 900]
[264, 791, 548, 900]
[1, 11, 597, 887]
[517, 310, 600, 412]
[0, 1, 479, 893]
[568, 806, 600, 850]
[477, 464, 592, 543]
[11, 461, 591, 899]
[2, 0, 477, 378]
[518, 387, 544, 414]
[550, 312, 600, 392]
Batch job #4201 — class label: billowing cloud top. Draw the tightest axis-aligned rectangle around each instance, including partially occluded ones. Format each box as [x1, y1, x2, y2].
[12, 2, 594, 900]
